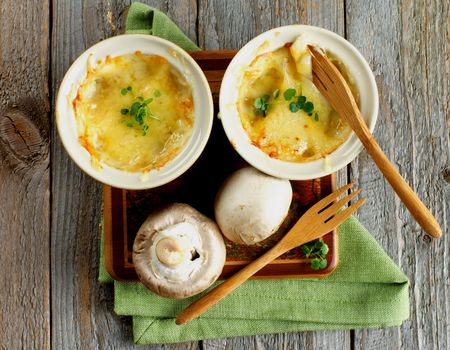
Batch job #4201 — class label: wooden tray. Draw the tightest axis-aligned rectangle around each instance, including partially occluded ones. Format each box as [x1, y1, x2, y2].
[103, 50, 338, 281]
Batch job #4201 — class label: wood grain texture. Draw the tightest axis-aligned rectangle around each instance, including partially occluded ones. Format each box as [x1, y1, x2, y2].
[346, 0, 449, 349]
[51, 0, 199, 349]
[0, 0, 50, 349]
[1, 0, 440, 348]
[198, 0, 350, 349]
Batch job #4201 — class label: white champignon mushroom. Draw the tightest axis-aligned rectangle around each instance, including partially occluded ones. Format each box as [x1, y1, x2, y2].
[214, 167, 293, 245]
[133, 203, 226, 299]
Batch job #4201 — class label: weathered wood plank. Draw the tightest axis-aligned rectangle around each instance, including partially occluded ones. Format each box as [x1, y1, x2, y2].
[198, 1, 349, 348]
[51, 0, 199, 349]
[346, 0, 449, 349]
[0, 0, 50, 349]
[48, 1, 449, 349]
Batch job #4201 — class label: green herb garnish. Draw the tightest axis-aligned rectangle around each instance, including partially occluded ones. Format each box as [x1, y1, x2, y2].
[302, 239, 329, 270]
[130, 102, 141, 116]
[283, 88, 297, 101]
[297, 95, 306, 108]
[253, 94, 270, 117]
[284, 87, 319, 121]
[303, 101, 314, 115]
[121, 86, 132, 95]
[253, 87, 319, 119]
[289, 102, 299, 112]
[154, 89, 161, 97]
[120, 94, 159, 135]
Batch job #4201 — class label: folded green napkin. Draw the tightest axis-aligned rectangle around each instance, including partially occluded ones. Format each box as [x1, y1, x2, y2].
[98, 2, 409, 344]
[125, 2, 199, 51]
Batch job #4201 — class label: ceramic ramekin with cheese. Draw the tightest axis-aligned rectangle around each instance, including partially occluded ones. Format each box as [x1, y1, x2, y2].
[56, 34, 213, 189]
[219, 25, 379, 180]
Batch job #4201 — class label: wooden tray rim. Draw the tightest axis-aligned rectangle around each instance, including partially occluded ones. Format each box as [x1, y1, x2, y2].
[103, 175, 339, 282]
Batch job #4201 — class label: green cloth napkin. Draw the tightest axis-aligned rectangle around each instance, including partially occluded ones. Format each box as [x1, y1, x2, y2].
[125, 2, 199, 51]
[98, 2, 409, 344]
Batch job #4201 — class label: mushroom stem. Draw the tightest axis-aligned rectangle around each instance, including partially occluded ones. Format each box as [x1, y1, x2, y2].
[156, 237, 188, 267]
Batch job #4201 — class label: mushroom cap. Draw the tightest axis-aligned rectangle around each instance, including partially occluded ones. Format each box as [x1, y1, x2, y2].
[214, 167, 293, 245]
[133, 203, 226, 299]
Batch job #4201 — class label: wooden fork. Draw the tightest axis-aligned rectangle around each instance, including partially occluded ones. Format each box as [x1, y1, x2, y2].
[176, 183, 365, 325]
[307, 45, 442, 239]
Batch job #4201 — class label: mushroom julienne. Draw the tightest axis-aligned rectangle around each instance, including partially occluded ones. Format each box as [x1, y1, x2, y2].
[133, 203, 226, 299]
[215, 167, 293, 245]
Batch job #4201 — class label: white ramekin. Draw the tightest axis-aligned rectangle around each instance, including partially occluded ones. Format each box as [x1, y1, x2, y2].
[56, 34, 213, 189]
[219, 25, 378, 180]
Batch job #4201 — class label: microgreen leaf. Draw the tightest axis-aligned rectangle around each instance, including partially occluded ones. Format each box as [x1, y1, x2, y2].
[319, 259, 327, 269]
[143, 98, 153, 105]
[302, 245, 312, 257]
[254, 98, 263, 109]
[121, 88, 128, 96]
[135, 107, 147, 124]
[130, 102, 141, 116]
[120, 93, 160, 135]
[320, 244, 329, 256]
[127, 86, 132, 91]
[284, 88, 318, 119]
[289, 102, 299, 112]
[304, 101, 314, 114]
[284, 88, 296, 101]
[302, 239, 329, 270]
[311, 258, 321, 270]
[254, 95, 271, 117]
[297, 96, 306, 105]
[272, 89, 280, 99]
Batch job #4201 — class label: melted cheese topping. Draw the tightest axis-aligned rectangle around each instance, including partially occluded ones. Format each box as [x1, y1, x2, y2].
[238, 36, 358, 162]
[73, 52, 194, 172]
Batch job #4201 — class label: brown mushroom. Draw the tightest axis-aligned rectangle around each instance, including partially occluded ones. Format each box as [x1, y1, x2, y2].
[133, 203, 226, 299]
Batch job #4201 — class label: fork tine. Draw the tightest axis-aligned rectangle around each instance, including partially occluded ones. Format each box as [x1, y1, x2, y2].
[313, 60, 334, 85]
[319, 188, 362, 220]
[309, 45, 332, 78]
[309, 183, 354, 213]
[307, 44, 327, 61]
[322, 198, 366, 231]
[308, 45, 335, 76]
[312, 71, 328, 95]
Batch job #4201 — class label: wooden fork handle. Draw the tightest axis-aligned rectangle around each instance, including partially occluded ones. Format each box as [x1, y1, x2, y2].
[350, 111, 442, 238]
[176, 245, 287, 325]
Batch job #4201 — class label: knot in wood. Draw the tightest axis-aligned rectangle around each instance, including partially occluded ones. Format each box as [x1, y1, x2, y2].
[0, 109, 46, 163]
[442, 167, 450, 184]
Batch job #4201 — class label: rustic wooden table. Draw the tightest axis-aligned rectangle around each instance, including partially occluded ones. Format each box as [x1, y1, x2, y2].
[1, 0, 448, 349]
